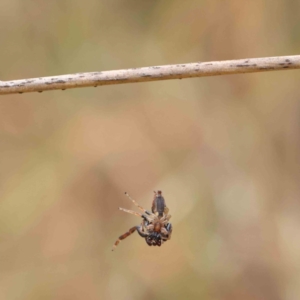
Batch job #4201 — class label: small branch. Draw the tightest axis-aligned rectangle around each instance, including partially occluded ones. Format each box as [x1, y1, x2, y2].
[1, 55, 299, 95]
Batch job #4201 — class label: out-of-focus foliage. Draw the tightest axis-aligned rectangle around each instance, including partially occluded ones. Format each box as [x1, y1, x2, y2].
[1, 1, 300, 299]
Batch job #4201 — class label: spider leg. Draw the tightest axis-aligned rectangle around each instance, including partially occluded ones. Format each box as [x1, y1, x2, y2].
[141, 219, 150, 231]
[164, 206, 169, 215]
[136, 225, 149, 238]
[165, 223, 173, 240]
[161, 214, 172, 223]
[119, 207, 143, 218]
[161, 227, 168, 235]
[119, 207, 155, 222]
[124, 192, 153, 216]
[160, 223, 172, 242]
[146, 224, 154, 231]
[112, 226, 138, 251]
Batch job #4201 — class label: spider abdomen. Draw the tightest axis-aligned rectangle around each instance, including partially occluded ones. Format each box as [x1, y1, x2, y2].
[146, 232, 162, 247]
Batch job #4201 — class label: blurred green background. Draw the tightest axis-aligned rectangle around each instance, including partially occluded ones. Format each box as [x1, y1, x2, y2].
[1, 1, 300, 299]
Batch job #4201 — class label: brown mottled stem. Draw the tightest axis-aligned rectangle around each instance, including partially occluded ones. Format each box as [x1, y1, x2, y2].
[1, 55, 299, 95]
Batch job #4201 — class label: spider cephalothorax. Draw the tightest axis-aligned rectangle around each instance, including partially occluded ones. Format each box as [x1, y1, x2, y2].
[112, 191, 172, 251]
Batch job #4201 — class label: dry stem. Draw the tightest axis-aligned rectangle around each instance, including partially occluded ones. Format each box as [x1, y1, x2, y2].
[0, 55, 299, 95]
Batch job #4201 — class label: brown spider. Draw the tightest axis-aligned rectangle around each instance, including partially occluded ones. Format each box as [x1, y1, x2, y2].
[112, 191, 172, 251]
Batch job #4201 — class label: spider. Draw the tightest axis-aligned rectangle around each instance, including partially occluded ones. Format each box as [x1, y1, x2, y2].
[112, 191, 172, 251]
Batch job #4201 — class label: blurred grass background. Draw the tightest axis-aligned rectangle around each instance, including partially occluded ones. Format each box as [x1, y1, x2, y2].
[1, 0, 300, 299]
